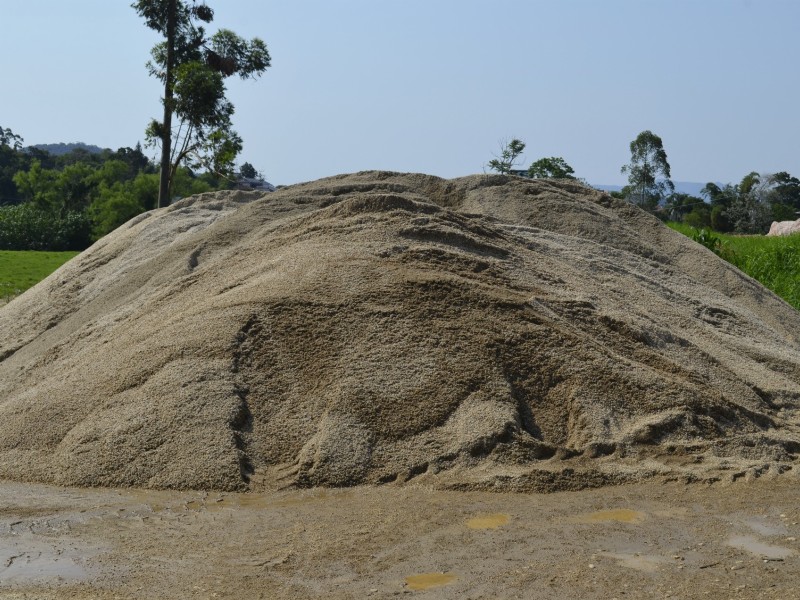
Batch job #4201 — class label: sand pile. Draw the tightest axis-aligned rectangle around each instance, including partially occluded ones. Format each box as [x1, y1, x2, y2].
[1, 172, 799, 492]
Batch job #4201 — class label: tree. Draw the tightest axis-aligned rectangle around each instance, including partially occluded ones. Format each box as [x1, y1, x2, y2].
[710, 172, 773, 234]
[710, 205, 732, 232]
[662, 192, 703, 222]
[12, 161, 59, 211]
[0, 127, 23, 152]
[527, 156, 576, 179]
[767, 171, 800, 219]
[0, 126, 26, 205]
[487, 139, 525, 174]
[682, 204, 711, 229]
[133, 0, 271, 207]
[620, 130, 674, 210]
[239, 161, 260, 179]
[701, 182, 728, 207]
[57, 163, 97, 213]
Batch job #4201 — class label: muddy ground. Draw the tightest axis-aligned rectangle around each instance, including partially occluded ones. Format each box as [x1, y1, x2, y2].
[0, 478, 799, 599]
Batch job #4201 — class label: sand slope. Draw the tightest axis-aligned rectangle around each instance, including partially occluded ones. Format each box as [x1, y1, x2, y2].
[0, 172, 798, 491]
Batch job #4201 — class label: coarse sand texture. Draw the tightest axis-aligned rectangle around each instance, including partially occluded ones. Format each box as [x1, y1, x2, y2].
[0, 172, 799, 492]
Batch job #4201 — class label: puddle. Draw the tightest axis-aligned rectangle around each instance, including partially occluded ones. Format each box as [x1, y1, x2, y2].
[728, 535, 794, 560]
[467, 513, 510, 529]
[576, 509, 645, 524]
[405, 572, 457, 591]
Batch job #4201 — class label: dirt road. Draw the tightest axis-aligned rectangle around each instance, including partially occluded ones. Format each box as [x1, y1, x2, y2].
[0, 477, 799, 599]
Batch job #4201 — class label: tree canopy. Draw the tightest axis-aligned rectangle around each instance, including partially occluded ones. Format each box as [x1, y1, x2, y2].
[487, 139, 525, 174]
[133, 0, 271, 207]
[527, 156, 576, 179]
[698, 171, 799, 234]
[621, 130, 674, 210]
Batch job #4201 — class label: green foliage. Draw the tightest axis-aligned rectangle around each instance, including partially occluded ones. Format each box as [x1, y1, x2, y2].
[88, 183, 147, 240]
[88, 168, 211, 239]
[239, 162, 259, 179]
[682, 204, 711, 229]
[0, 125, 233, 248]
[0, 127, 24, 151]
[527, 156, 576, 179]
[710, 205, 732, 232]
[770, 171, 800, 210]
[58, 163, 97, 212]
[663, 193, 703, 222]
[12, 161, 59, 209]
[0, 203, 91, 251]
[171, 167, 214, 197]
[0, 126, 28, 204]
[173, 62, 230, 129]
[621, 130, 674, 210]
[689, 227, 722, 254]
[0, 250, 79, 300]
[701, 171, 799, 234]
[134, 0, 271, 205]
[488, 139, 525, 174]
[209, 29, 271, 79]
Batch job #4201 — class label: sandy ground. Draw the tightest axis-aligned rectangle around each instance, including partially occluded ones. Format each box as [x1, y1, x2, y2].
[0, 478, 799, 599]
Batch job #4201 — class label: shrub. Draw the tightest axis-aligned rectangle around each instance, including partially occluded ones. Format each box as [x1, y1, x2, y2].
[683, 207, 711, 229]
[0, 203, 91, 251]
[690, 227, 722, 255]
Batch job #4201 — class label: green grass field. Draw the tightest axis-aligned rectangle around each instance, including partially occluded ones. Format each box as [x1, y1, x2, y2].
[668, 222, 800, 311]
[0, 250, 80, 301]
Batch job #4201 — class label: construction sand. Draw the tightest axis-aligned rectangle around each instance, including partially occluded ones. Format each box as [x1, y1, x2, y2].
[0, 172, 798, 492]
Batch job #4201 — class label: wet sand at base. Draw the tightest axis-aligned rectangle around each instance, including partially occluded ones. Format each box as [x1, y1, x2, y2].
[0, 477, 799, 599]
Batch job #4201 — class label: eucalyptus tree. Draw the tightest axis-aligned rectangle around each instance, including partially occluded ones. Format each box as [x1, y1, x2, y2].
[620, 130, 674, 210]
[133, 0, 271, 207]
[0, 126, 26, 204]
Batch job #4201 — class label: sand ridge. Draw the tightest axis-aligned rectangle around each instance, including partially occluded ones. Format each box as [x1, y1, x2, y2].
[0, 171, 798, 491]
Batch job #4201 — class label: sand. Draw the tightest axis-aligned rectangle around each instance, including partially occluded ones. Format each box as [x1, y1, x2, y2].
[0, 172, 798, 492]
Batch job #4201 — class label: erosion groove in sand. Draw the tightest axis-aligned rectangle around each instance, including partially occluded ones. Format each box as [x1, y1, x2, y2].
[0, 172, 798, 492]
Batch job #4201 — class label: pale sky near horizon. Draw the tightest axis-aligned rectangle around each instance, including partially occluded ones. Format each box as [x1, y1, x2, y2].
[1, 0, 798, 187]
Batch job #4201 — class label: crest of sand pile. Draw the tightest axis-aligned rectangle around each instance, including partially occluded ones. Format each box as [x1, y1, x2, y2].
[1, 172, 799, 492]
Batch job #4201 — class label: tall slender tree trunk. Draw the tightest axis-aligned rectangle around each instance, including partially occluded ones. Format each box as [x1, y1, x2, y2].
[157, 0, 177, 209]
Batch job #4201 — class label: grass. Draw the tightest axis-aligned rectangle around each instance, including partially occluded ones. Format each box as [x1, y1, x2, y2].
[667, 222, 800, 311]
[0, 250, 80, 301]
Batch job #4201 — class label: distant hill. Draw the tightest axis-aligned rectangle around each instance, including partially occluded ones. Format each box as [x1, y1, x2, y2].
[592, 181, 721, 197]
[31, 142, 105, 156]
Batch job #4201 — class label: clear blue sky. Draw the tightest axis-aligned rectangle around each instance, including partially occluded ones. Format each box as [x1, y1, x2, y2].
[2, 0, 798, 187]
